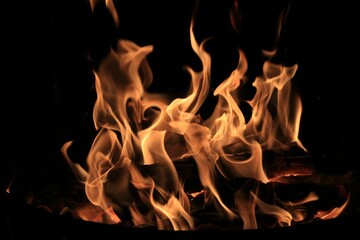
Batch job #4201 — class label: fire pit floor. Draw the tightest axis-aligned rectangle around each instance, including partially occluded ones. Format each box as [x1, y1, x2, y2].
[1, 187, 360, 240]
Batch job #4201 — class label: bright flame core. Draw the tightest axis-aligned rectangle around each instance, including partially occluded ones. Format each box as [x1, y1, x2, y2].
[60, 0, 349, 230]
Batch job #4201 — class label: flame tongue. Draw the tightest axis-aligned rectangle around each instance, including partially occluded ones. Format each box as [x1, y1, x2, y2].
[59, 1, 349, 230]
[93, 40, 153, 159]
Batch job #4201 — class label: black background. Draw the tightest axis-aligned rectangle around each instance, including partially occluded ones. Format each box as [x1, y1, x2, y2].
[1, 0, 360, 238]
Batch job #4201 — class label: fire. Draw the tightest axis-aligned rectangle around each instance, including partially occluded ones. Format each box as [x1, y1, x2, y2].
[59, 0, 350, 230]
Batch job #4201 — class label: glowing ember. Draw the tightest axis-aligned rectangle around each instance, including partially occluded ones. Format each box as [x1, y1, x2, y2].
[55, 0, 350, 231]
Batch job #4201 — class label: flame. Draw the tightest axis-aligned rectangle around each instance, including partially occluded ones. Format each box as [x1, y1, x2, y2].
[60, 0, 349, 230]
[315, 193, 350, 220]
[251, 191, 293, 227]
[89, 0, 119, 27]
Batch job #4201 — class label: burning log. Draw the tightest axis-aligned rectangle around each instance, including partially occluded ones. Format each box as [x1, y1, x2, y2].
[131, 143, 330, 228]
[131, 139, 360, 228]
[166, 142, 315, 187]
[262, 142, 315, 182]
[5, 139, 356, 231]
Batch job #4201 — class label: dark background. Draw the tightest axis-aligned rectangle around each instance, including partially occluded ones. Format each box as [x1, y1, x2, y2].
[1, 0, 360, 238]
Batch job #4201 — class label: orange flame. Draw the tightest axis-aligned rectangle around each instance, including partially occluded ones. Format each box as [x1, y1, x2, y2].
[61, 0, 349, 230]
